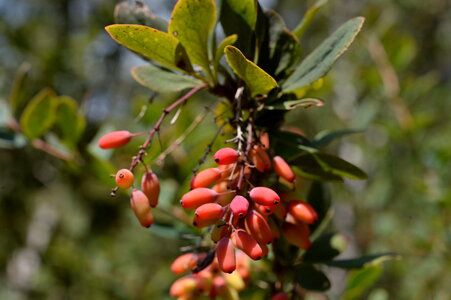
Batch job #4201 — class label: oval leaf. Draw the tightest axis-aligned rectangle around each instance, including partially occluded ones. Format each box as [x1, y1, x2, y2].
[224, 45, 278, 97]
[114, 1, 168, 31]
[295, 264, 331, 291]
[55, 96, 85, 145]
[342, 266, 383, 300]
[105, 24, 193, 73]
[20, 88, 58, 139]
[132, 64, 204, 93]
[169, 0, 216, 73]
[214, 34, 238, 72]
[264, 98, 324, 110]
[283, 17, 365, 92]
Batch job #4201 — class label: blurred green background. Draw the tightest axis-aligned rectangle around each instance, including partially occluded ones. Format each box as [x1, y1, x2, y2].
[1, 0, 450, 299]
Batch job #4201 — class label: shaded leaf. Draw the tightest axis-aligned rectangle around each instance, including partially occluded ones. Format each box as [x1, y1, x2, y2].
[307, 182, 333, 235]
[9, 62, 31, 115]
[313, 128, 362, 147]
[132, 64, 204, 93]
[105, 24, 193, 73]
[324, 253, 400, 269]
[295, 264, 331, 291]
[283, 17, 365, 92]
[292, 0, 328, 38]
[264, 98, 324, 110]
[342, 266, 383, 300]
[225, 45, 278, 97]
[114, 1, 167, 31]
[55, 96, 85, 145]
[169, 0, 216, 74]
[271, 131, 316, 161]
[20, 89, 58, 139]
[303, 233, 348, 263]
[214, 34, 237, 72]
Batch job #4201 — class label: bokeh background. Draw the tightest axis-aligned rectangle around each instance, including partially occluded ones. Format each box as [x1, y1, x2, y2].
[1, 0, 450, 299]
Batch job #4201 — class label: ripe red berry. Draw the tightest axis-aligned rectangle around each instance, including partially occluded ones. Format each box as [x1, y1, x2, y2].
[193, 203, 225, 227]
[98, 130, 132, 149]
[250, 148, 266, 172]
[272, 292, 289, 300]
[180, 188, 218, 209]
[230, 195, 249, 218]
[191, 168, 222, 189]
[214, 148, 239, 165]
[216, 237, 236, 273]
[232, 229, 263, 260]
[249, 187, 280, 206]
[254, 145, 271, 170]
[115, 169, 134, 189]
[255, 203, 274, 216]
[130, 189, 153, 227]
[169, 276, 197, 297]
[282, 222, 311, 250]
[171, 253, 198, 275]
[273, 156, 295, 182]
[141, 171, 160, 207]
[245, 210, 273, 244]
[287, 201, 318, 224]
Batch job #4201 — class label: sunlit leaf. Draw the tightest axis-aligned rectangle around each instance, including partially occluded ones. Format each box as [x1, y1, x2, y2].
[214, 34, 237, 72]
[292, 0, 328, 38]
[114, 1, 167, 31]
[342, 266, 383, 300]
[324, 253, 401, 269]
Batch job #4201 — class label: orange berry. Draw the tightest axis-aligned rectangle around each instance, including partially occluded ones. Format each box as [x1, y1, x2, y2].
[115, 169, 134, 189]
[273, 156, 295, 182]
[287, 201, 318, 224]
[193, 203, 225, 227]
[130, 189, 153, 227]
[171, 253, 198, 275]
[141, 171, 160, 207]
[272, 292, 289, 300]
[214, 148, 239, 165]
[230, 195, 249, 218]
[169, 276, 197, 297]
[191, 168, 222, 189]
[245, 210, 273, 244]
[216, 237, 236, 273]
[249, 187, 280, 206]
[232, 229, 263, 260]
[282, 222, 311, 250]
[98, 130, 132, 149]
[180, 188, 218, 209]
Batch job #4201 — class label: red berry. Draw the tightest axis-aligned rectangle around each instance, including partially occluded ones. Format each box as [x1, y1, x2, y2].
[260, 132, 270, 149]
[287, 201, 318, 224]
[98, 130, 132, 149]
[141, 171, 160, 207]
[273, 156, 295, 182]
[180, 188, 218, 209]
[282, 222, 311, 250]
[255, 203, 274, 216]
[230, 195, 249, 218]
[216, 237, 236, 273]
[214, 148, 239, 165]
[249, 187, 280, 206]
[191, 168, 222, 189]
[169, 276, 197, 297]
[272, 292, 289, 300]
[250, 148, 266, 172]
[209, 276, 227, 298]
[254, 145, 271, 170]
[115, 169, 134, 189]
[232, 229, 263, 260]
[193, 203, 225, 227]
[130, 189, 153, 227]
[245, 210, 273, 244]
[171, 253, 198, 275]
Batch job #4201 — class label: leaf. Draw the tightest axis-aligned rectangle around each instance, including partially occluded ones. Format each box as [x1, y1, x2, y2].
[324, 253, 401, 269]
[169, 0, 216, 74]
[214, 34, 238, 72]
[294, 264, 331, 291]
[292, 0, 328, 38]
[224, 45, 278, 97]
[20, 88, 58, 139]
[132, 64, 204, 93]
[105, 24, 193, 73]
[342, 266, 383, 300]
[264, 98, 324, 110]
[307, 181, 332, 235]
[114, 1, 168, 32]
[303, 233, 348, 263]
[313, 128, 362, 147]
[283, 17, 365, 92]
[9, 62, 31, 115]
[292, 152, 368, 180]
[271, 131, 316, 161]
[55, 96, 85, 145]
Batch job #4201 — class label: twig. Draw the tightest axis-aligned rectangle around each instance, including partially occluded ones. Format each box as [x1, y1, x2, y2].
[192, 124, 224, 175]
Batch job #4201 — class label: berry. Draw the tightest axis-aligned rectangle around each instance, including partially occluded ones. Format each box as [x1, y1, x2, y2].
[214, 148, 239, 165]
[130, 189, 153, 227]
[141, 171, 160, 207]
[98, 130, 132, 149]
[230, 196, 249, 218]
[231, 229, 263, 260]
[191, 168, 222, 189]
[249, 187, 280, 206]
[216, 237, 236, 273]
[273, 156, 295, 182]
[171, 253, 198, 274]
[245, 210, 273, 244]
[115, 169, 134, 189]
[255, 203, 274, 216]
[254, 145, 271, 170]
[282, 222, 311, 250]
[287, 201, 318, 224]
[169, 276, 197, 297]
[272, 292, 289, 300]
[260, 132, 270, 149]
[193, 203, 225, 227]
[209, 276, 227, 298]
[181, 188, 218, 209]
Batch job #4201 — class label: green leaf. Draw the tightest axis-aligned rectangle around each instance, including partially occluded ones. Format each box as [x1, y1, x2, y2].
[271, 131, 316, 161]
[20, 88, 58, 139]
[292, 0, 328, 38]
[341, 266, 383, 300]
[307, 182, 332, 235]
[303, 233, 348, 263]
[294, 264, 331, 291]
[264, 98, 324, 110]
[114, 1, 168, 32]
[9, 62, 31, 115]
[283, 17, 365, 92]
[224, 45, 278, 97]
[132, 64, 204, 93]
[313, 128, 362, 147]
[292, 152, 368, 180]
[169, 0, 216, 74]
[214, 34, 237, 72]
[324, 253, 401, 269]
[105, 24, 193, 73]
[55, 96, 85, 145]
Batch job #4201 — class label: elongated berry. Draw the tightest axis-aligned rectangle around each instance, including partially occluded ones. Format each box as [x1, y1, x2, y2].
[216, 237, 236, 273]
[169, 276, 197, 297]
[255, 203, 274, 216]
[214, 148, 239, 165]
[130, 189, 153, 227]
[273, 156, 295, 182]
[272, 292, 289, 300]
[235, 250, 251, 280]
[181, 188, 218, 209]
[191, 168, 222, 189]
[245, 210, 273, 244]
[230, 196, 249, 218]
[98, 130, 132, 149]
[249, 187, 280, 206]
[250, 148, 266, 172]
[232, 229, 263, 260]
[254, 145, 271, 170]
[141, 171, 160, 207]
[282, 222, 311, 250]
[288, 201, 318, 224]
[193, 203, 225, 227]
[115, 169, 134, 189]
[171, 253, 198, 274]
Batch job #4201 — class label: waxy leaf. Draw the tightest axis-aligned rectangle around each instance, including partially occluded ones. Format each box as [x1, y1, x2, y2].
[105, 24, 193, 73]
[114, 1, 168, 31]
[169, 0, 216, 73]
[283, 17, 365, 92]
[324, 253, 400, 269]
[20, 89, 58, 139]
[55, 96, 85, 145]
[294, 264, 331, 291]
[303, 233, 348, 263]
[132, 64, 204, 93]
[264, 98, 324, 110]
[224, 45, 278, 97]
